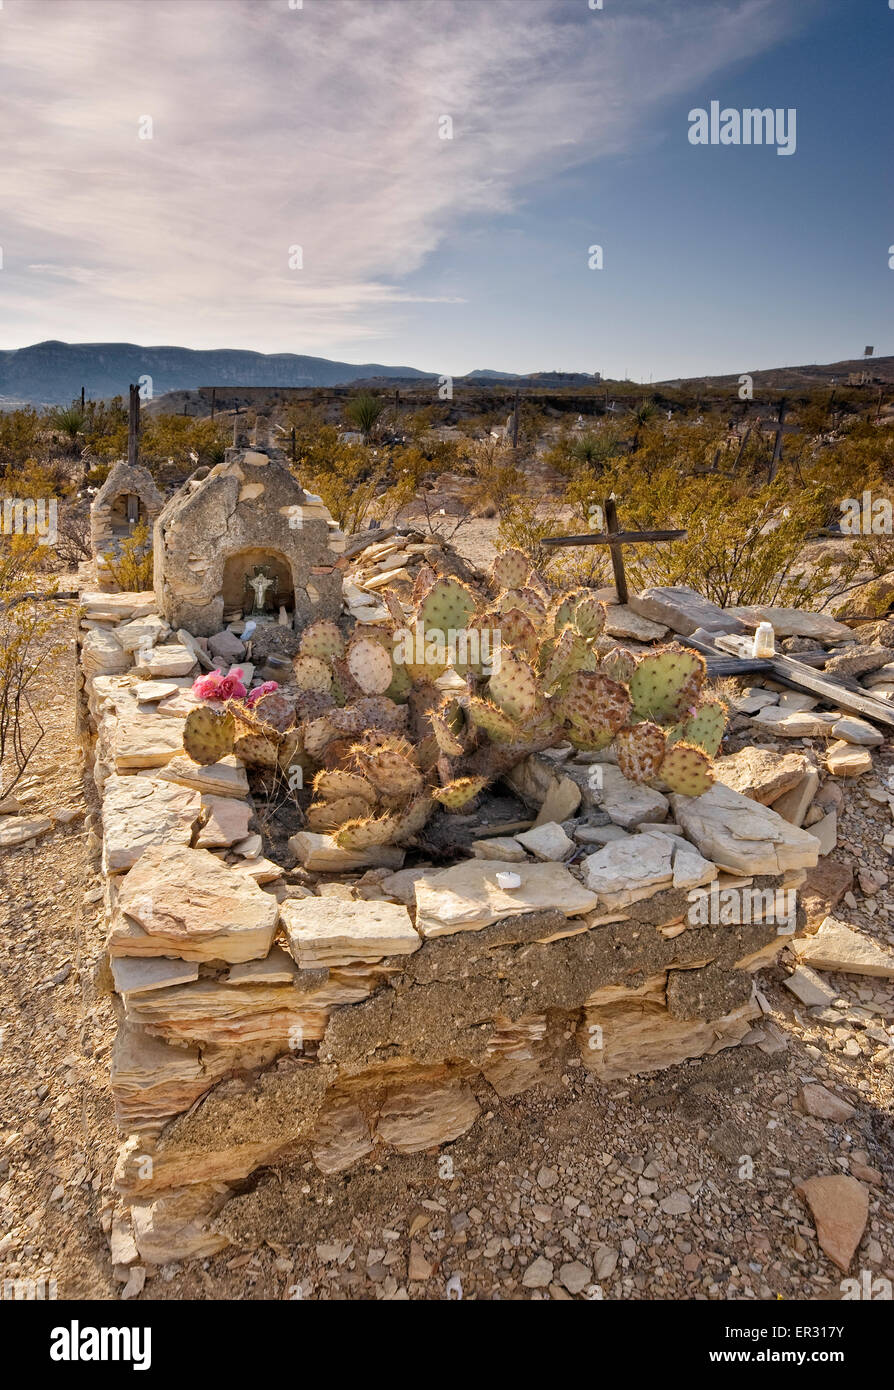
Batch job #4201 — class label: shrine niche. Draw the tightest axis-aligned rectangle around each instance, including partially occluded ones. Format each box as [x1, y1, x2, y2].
[90, 460, 164, 589]
[153, 446, 343, 636]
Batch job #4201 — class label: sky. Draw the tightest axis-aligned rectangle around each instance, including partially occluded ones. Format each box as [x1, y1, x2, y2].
[1, 0, 892, 380]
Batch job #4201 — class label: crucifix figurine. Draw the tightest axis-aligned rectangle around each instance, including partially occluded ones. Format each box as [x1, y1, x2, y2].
[245, 564, 278, 617]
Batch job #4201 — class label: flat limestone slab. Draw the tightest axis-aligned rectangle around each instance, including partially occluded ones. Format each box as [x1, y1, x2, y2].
[135, 681, 183, 704]
[583, 830, 715, 909]
[471, 836, 528, 863]
[415, 860, 598, 939]
[670, 782, 819, 876]
[149, 755, 249, 799]
[289, 830, 405, 872]
[595, 764, 669, 829]
[225, 946, 299, 985]
[114, 713, 185, 770]
[102, 775, 201, 872]
[603, 605, 667, 642]
[792, 916, 894, 979]
[783, 964, 837, 1007]
[751, 709, 837, 738]
[629, 586, 742, 636]
[516, 822, 574, 861]
[112, 956, 200, 995]
[714, 748, 810, 806]
[196, 796, 252, 848]
[81, 591, 157, 621]
[134, 644, 199, 678]
[108, 843, 279, 963]
[729, 605, 855, 642]
[280, 897, 420, 968]
[0, 815, 52, 848]
[830, 716, 884, 747]
[826, 742, 874, 777]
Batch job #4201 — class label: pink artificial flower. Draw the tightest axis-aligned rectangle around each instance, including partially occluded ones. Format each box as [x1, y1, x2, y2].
[216, 673, 247, 701]
[192, 670, 226, 700]
[246, 681, 279, 707]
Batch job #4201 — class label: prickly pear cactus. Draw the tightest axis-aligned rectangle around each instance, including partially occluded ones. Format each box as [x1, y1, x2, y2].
[671, 698, 726, 757]
[184, 546, 726, 844]
[487, 653, 538, 723]
[491, 549, 530, 591]
[292, 654, 333, 693]
[628, 647, 706, 725]
[615, 721, 666, 784]
[659, 742, 714, 797]
[346, 634, 394, 695]
[432, 776, 487, 811]
[299, 619, 345, 663]
[183, 705, 235, 766]
[418, 577, 477, 638]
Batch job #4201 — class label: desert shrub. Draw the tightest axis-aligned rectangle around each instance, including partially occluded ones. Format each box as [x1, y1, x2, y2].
[54, 502, 92, 565]
[0, 408, 43, 472]
[588, 465, 834, 607]
[0, 537, 65, 797]
[52, 404, 87, 451]
[306, 471, 385, 534]
[86, 463, 111, 487]
[102, 522, 153, 590]
[344, 393, 386, 442]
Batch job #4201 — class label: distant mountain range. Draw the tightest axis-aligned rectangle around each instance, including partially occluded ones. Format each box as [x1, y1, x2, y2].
[0, 340, 432, 407]
[0, 340, 602, 406]
[0, 339, 889, 407]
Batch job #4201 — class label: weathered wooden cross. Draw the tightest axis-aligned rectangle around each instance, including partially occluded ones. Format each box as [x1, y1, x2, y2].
[127, 383, 141, 467]
[540, 495, 685, 604]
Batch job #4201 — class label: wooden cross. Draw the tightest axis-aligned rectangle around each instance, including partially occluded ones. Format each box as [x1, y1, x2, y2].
[540, 495, 685, 604]
[127, 383, 141, 467]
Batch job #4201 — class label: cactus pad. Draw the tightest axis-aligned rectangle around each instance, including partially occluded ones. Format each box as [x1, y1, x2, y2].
[628, 647, 706, 725]
[487, 653, 537, 723]
[346, 634, 393, 695]
[418, 577, 477, 637]
[615, 721, 666, 784]
[357, 747, 424, 800]
[299, 619, 344, 663]
[312, 769, 377, 805]
[494, 607, 539, 663]
[431, 712, 464, 756]
[600, 646, 638, 684]
[249, 690, 296, 734]
[295, 689, 335, 723]
[432, 776, 487, 810]
[307, 796, 373, 833]
[468, 697, 517, 744]
[303, 715, 338, 761]
[335, 815, 401, 850]
[674, 698, 726, 757]
[292, 654, 333, 693]
[491, 549, 530, 591]
[182, 705, 235, 766]
[497, 587, 546, 628]
[659, 742, 714, 797]
[354, 695, 409, 735]
[572, 594, 606, 639]
[556, 671, 631, 750]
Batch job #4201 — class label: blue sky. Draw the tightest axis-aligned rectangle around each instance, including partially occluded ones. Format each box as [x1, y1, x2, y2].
[1, 0, 892, 379]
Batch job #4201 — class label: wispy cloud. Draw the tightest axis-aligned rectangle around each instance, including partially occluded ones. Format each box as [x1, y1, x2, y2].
[0, 0, 802, 356]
